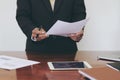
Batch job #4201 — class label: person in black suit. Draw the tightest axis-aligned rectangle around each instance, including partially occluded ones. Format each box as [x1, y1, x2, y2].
[16, 0, 86, 54]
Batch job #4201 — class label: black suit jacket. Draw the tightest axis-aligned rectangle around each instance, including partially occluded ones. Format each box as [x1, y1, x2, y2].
[16, 0, 86, 53]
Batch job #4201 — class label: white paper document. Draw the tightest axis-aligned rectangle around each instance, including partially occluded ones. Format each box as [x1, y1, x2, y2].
[0, 55, 40, 70]
[97, 55, 120, 62]
[47, 19, 88, 37]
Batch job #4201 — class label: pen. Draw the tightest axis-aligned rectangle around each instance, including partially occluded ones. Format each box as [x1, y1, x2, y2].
[31, 26, 43, 41]
[36, 25, 43, 38]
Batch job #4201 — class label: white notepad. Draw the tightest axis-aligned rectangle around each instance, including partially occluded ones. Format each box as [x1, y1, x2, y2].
[0, 55, 40, 70]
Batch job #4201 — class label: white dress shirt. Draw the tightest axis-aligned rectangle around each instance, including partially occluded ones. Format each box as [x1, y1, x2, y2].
[49, 0, 55, 11]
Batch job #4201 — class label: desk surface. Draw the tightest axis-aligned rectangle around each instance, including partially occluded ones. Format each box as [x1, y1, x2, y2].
[0, 51, 120, 80]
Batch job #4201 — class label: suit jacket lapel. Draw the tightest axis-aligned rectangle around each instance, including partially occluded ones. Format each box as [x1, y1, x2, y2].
[42, 0, 52, 13]
[54, 0, 63, 13]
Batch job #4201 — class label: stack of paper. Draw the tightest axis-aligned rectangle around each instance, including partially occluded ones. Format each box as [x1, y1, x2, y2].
[0, 55, 40, 70]
[97, 55, 120, 62]
[47, 19, 88, 37]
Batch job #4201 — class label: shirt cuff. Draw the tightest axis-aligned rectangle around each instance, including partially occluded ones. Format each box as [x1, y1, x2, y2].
[31, 36, 37, 41]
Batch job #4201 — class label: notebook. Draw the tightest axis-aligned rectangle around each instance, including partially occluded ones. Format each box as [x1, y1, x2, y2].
[107, 62, 120, 71]
[79, 67, 120, 80]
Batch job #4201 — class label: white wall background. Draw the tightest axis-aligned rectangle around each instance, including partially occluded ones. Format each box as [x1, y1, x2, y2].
[0, 0, 120, 51]
[78, 0, 120, 51]
[0, 0, 26, 51]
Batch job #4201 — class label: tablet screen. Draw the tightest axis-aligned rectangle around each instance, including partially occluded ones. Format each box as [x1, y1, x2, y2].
[52, 62, 84, 68]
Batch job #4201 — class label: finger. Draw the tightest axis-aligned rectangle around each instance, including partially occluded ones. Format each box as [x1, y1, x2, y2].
[36, 34, 48, 41]
[37, 30, 46, 35]
[70, 35, 83, 42]
[32, 28, 39, 34]
[36, 28, 46, 35]
[76, 30, 84, 36]
[70, 36, 77, 41]
[68, 33, 76, 37]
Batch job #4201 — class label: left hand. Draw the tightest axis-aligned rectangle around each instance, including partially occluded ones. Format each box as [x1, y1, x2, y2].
[69, 29, 84, 42]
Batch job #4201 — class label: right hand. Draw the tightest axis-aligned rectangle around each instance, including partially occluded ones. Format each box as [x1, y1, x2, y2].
[31, 27, 48, 41]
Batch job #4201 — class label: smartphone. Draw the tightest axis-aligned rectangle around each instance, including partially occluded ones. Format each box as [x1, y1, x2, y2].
[47, 61, 92, 70]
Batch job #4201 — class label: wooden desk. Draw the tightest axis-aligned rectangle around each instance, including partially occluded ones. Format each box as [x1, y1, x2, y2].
[0, 51, 120, 80]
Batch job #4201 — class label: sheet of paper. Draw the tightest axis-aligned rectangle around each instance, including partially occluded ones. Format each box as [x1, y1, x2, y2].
[47, 19, 88, 37]
[97, 55, 120, 62]
[0, 55, 40, 70]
